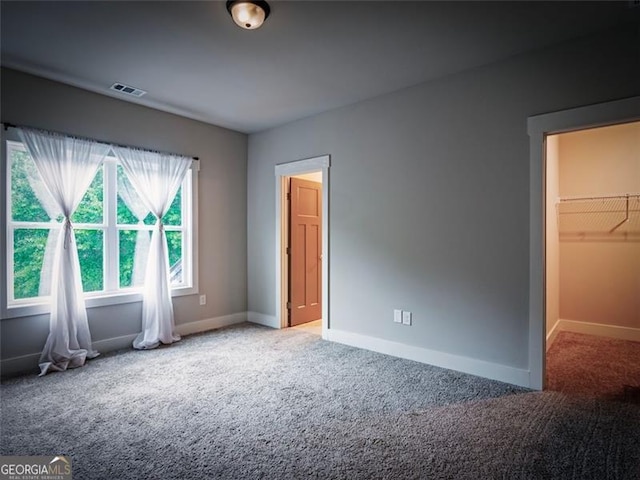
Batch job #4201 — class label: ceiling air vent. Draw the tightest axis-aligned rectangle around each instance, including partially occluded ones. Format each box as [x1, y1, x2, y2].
[110, 82, 147, 97]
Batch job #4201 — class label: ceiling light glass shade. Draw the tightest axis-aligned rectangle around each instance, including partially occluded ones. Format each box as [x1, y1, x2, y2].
[226, 1, 270, 30]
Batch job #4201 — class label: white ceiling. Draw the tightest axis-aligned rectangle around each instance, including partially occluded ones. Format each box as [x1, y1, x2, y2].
[1, 1, 637, 133]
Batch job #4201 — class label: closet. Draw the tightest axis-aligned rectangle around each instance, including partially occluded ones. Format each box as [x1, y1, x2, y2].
[545, 121, 640, 397]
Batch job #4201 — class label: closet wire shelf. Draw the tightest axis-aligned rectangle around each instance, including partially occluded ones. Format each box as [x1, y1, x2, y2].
[556, 193, 640, 242]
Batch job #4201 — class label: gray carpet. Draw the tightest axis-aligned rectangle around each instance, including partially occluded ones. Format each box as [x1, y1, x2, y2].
[546, 331, 640, 402]
[2, 323, 639, 479]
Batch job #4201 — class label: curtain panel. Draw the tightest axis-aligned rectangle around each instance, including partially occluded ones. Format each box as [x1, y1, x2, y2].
[113, 147, 191, 350]
[18, 128, 110, 376]
[117, 173, 151, 286]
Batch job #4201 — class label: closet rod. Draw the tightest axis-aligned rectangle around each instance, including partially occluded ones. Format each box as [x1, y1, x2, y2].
[559, 193, 640, 202]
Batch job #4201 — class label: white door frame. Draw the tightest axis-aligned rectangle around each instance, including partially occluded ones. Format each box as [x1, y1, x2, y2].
[527, 96, 640, 390]
[275, 155, 331, 337]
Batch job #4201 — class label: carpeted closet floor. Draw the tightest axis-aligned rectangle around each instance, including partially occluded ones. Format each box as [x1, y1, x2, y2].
[546, 330, 640, 403]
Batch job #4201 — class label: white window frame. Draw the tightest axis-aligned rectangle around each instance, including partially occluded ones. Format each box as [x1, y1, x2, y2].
[1, 133, 199, 319]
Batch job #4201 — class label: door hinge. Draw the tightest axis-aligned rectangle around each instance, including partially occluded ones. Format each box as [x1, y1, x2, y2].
[286, 193, 291, 200]
[287, 302, 292, 309]
[286, 247, 290, 255]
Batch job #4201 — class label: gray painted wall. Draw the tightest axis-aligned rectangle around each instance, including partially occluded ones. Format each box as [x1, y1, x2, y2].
[1, 68, 247, 361]
[248, 25, 640, 370]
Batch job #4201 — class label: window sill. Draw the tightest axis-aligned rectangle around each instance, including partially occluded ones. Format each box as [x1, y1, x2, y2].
[2, 286, 198, 319]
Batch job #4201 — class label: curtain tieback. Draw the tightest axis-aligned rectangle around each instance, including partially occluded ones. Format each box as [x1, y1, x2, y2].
[157, 219, 164, 233]
[63, 216, 73, 249]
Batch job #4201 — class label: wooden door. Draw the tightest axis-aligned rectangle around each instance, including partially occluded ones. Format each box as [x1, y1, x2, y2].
[289, 177, 322, 326]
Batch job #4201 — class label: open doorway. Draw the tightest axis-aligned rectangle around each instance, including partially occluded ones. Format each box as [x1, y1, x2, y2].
[527, 96, 639, 390]
[544, 121, 640, 400]
[274, 155, 330, 337]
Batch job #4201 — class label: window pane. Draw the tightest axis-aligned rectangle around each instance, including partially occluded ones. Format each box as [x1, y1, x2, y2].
[163, 186, 182, 226]
[119, 230, 135, 288]
[118, 199, 156, 225]
[117, 165, 155, 225]
[118, 197, 154, 225]
[13, 229, 48, 299]
[117, 194, 137, 225]
[75, 229, 103, 292]
[143, 212, 156, 225]
[166, 231, 183, 285]
[72, 168, 103, 224]
[119, 229, 150, 288]
[10, 147, 56, 223]
[116, 165, 182, 226]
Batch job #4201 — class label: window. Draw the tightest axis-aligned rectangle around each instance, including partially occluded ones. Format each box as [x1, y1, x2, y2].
[5, 139, 197, 316]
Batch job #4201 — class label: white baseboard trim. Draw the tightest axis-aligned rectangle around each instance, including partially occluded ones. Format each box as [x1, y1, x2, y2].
[1, 312, 248, 378]
[325, 328, 531, 388]
[546, 319, 561, 351]
[93, 333, 139, 352]
[247, 311, 280, 329]
[176, 312, 247, 336]
[0, 352, 41, 377]
[552, 319, 640, 342]
[0, 332, 141, 378]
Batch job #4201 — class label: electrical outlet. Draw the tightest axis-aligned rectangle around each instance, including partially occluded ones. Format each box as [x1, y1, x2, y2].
[402, 311, 412, 326]
[199, 295, 207, 306]
[393, 309, 402, 323]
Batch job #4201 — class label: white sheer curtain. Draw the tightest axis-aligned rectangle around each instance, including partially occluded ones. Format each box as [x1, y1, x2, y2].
[23, 159, 62, 296]
[18, 128, 110, 376]
[113, 147, 191, 350]
[117, 173, 151, 286]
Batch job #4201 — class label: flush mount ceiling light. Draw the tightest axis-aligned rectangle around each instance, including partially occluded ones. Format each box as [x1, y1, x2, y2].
[226, 0, 270, 30]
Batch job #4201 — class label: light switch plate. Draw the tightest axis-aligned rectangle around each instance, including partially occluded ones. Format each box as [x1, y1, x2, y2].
[402, 311, 412, 325]
[393, 309, 402, 323]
